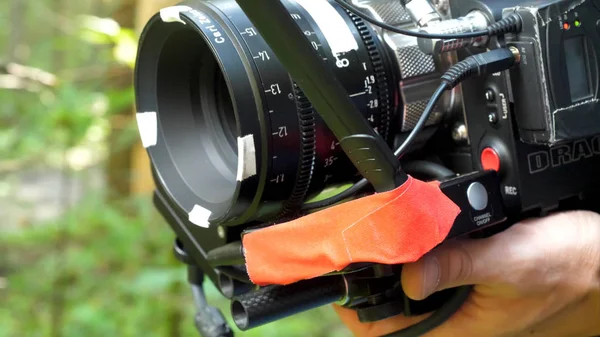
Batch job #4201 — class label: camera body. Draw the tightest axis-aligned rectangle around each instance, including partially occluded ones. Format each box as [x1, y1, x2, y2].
[453, 0, 600, 214]
[134, 0, 600, 333]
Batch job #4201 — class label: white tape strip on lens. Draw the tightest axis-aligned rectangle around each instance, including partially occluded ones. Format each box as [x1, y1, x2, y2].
[189, 205, 212, 228]
[294, 0, 359, 56]
[186, 134, 257, 228]
[160, 5, 192, 24]
[136, 112, 158, 148]
[237, 134, 257, 181]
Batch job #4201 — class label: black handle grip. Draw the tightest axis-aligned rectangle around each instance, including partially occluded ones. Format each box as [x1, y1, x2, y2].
[342, 135, 408, 190]
[231, 276, 346, 330]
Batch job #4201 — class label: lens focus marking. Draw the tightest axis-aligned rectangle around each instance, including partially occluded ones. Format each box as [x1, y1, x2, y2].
[349, 11, 394, 141]
[216, 1, 315, 208]
[291, 0, 386, 187]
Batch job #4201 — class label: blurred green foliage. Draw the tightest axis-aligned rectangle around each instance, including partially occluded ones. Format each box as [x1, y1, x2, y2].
[0, 0, 351, 336]
[0, 195, 350, 337]
[0, 2, 137, 167]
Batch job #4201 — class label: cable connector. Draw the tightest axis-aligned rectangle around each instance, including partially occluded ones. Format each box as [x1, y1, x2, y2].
[417, 12, 523, 54]
[403, 0, 442, 27]
[441, 47, 520, 88]
[487, 13, 523, 36]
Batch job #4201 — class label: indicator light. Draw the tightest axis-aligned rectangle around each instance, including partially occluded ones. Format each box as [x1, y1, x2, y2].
[564, 22, 571, 30]
[575, 20, 581, 27]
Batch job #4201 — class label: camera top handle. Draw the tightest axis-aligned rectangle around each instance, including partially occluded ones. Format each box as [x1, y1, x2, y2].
[234, 0, 407, 193]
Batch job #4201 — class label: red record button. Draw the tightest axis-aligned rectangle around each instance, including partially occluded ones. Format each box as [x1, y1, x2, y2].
[481, 147, 500, 172]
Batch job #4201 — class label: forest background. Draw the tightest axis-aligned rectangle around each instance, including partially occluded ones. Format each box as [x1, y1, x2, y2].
[0, 1, 351, 336]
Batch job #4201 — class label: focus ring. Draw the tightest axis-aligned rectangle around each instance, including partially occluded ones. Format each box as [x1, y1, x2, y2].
[280, 84, 316, 215]
[348, 12, 392, 141]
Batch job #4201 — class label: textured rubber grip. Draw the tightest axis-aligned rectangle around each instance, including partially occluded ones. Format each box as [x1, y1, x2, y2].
[231, 276, 346, 330]
[341, 134, 406, 190]
[441, 48, 517, 88]
[487, 13, 522, 36]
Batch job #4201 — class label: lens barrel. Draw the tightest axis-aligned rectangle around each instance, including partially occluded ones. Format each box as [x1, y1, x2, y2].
[135, 0, 397, 227]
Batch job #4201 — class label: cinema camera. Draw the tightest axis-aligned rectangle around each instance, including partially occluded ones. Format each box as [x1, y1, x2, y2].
[133, 0, 600, 336]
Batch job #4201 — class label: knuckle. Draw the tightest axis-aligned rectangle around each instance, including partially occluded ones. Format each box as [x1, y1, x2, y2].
[446, 244, 474, 284]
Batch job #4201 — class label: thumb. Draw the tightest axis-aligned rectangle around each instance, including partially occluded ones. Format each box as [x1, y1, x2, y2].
[401, 238, 497, 300]
[402, 210, 600, 301]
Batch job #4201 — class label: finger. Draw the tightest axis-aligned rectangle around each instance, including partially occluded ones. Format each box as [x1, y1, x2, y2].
[333, 304, 432, 337]
[401, 237, 498, 300]
[401, 215, 556, 301]
[402, 210, 600, 301]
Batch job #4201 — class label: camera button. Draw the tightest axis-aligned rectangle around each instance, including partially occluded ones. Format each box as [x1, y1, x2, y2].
[485, 89, 495, 102]
[481, 147, 501, 172]
[467, 182, 488, 211]
[488, 112, 498, 125]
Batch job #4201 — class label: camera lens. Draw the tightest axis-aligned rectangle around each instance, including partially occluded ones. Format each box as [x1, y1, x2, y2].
[195, 61, 238, 184]
[215, 73, 236, 153]
[135, 0, 397, 226]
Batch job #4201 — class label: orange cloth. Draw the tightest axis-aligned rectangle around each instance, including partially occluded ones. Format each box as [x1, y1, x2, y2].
[243, 176, 461, 286]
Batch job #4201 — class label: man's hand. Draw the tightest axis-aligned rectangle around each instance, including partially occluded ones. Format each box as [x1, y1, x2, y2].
[335, 210, 600, 337]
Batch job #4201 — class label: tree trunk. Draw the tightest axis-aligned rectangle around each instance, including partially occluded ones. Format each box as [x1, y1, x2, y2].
[135, 4, 183, 337]
[128, 0, 183, 196]
[107, 0, 177, 198]
[106, 0, 139, 199]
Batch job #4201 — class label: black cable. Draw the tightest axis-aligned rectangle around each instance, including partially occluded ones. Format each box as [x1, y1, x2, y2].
[381, 286, 473, 337]
[333, 0, 522, 40]
[334, 0, 483, 38]
[394, 84, 448, 158]
[301, 159, 455, 210]
[302, 48, 519, 211]
[302, 83, 448, 211]
[403, 160, 455, 180]
[301, 179, 369, 211]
